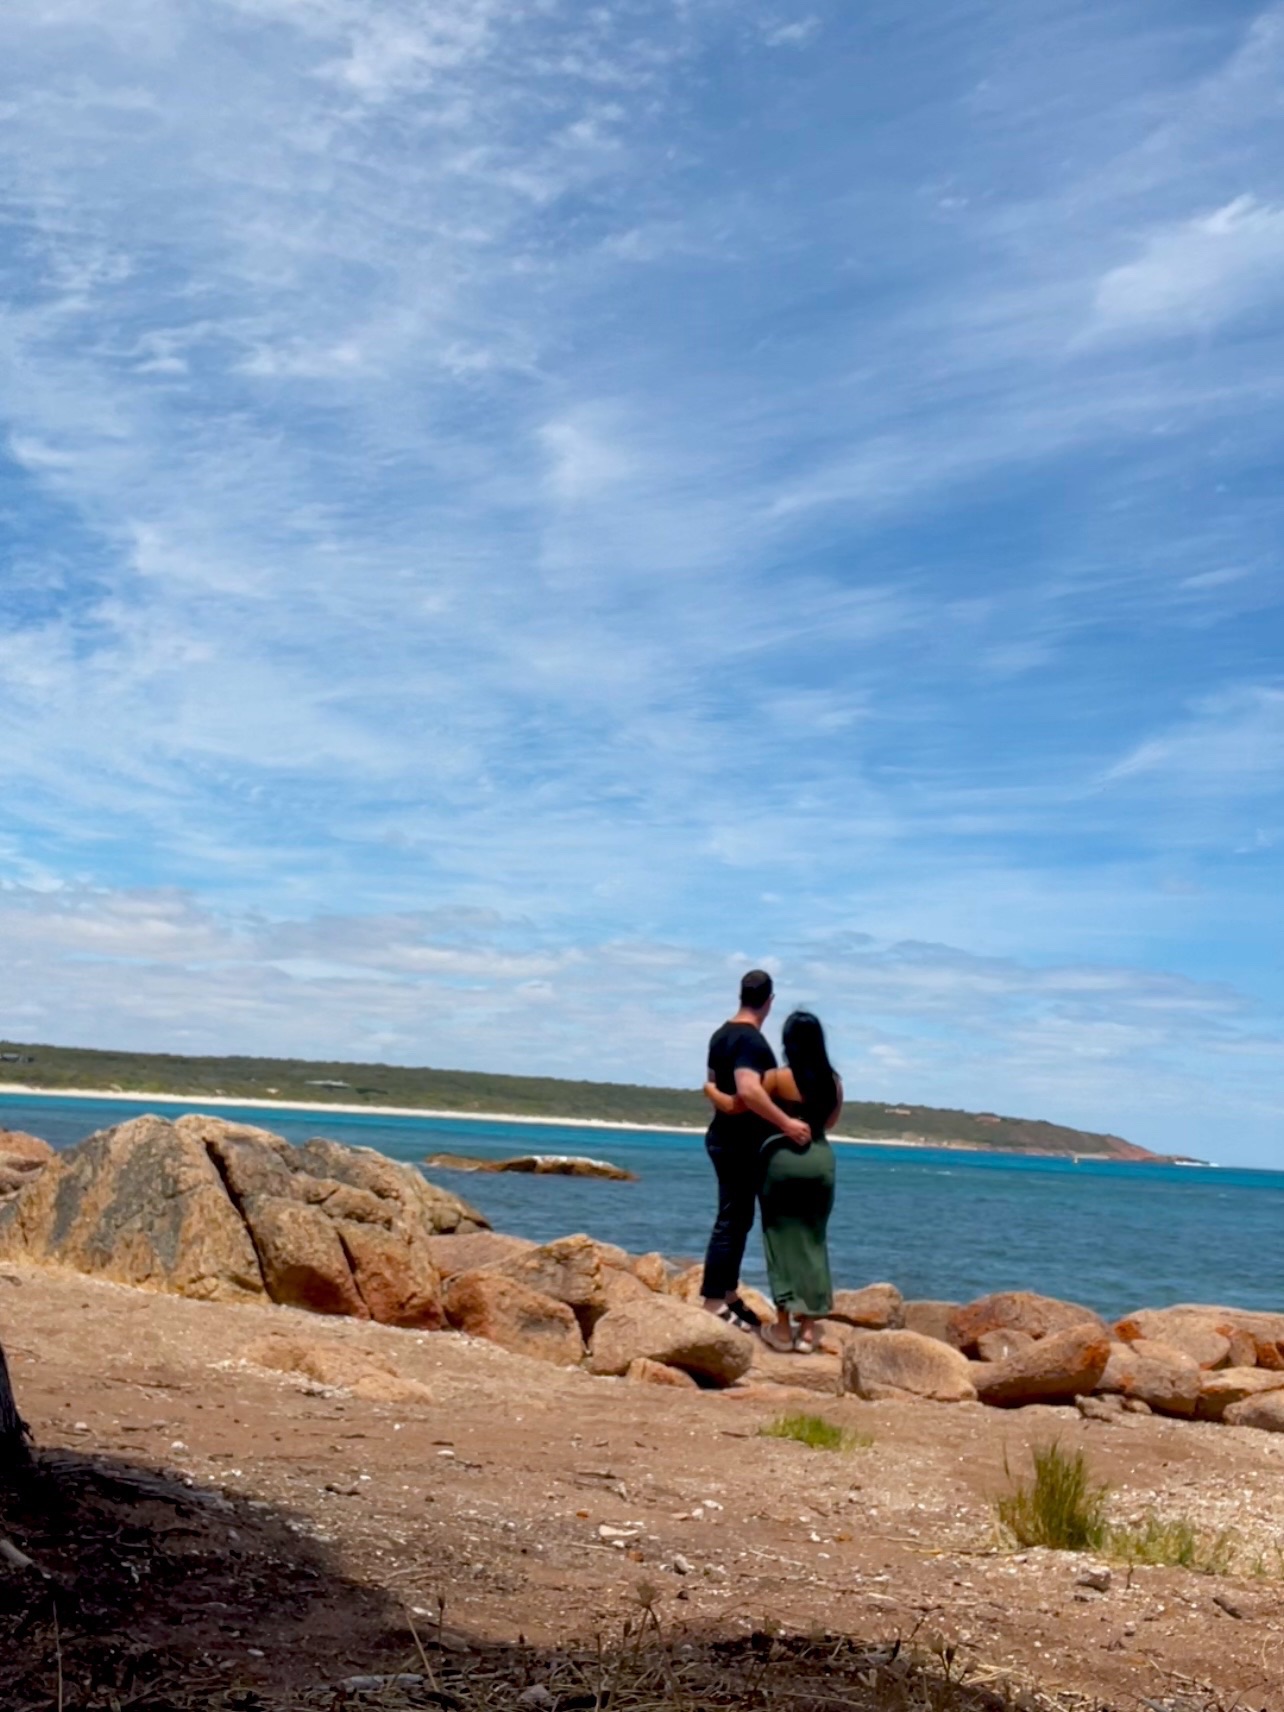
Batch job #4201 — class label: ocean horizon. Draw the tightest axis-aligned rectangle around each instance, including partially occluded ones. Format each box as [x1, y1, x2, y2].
[5, 1091, 1282, 1321]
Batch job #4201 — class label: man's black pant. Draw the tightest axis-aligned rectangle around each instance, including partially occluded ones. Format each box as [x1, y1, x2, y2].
[700, 1137, 758, 1299]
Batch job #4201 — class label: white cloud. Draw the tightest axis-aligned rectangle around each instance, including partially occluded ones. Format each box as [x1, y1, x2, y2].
[1092, 196, 1284, 338]
[0, 0, 1281, 1166]
[1103, 687, 1284, 794]
[539, 415, 637, 503]
[0, 883, 1279, 1156]
[762, 17, 819, 49]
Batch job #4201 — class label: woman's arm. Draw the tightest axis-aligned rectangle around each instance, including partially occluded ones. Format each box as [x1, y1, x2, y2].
[825, 1073, 844, 1131]
[703, 1080, 745, 1115]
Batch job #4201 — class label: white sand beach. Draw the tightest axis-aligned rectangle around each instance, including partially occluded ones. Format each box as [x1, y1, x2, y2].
[0, 1080, 969, 1150]
[0, 1081, 707, 1136]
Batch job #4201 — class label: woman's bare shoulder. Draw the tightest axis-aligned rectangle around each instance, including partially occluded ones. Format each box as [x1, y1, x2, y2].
[768, 1067, 800, 1102]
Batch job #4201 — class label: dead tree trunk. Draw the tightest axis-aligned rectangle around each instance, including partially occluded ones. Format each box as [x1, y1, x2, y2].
[0, 1337, 29, 1471]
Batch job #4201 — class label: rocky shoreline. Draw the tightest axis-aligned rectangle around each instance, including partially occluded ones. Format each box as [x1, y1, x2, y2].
[1, 1117, 1280, 1430]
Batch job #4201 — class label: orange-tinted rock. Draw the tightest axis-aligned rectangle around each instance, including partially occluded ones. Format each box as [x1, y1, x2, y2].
[901, 1301, 959, 1344]
[626, 1357, 698, 1389]
[1097, 1338, 1200, 1417]
[0, 1113, 475, 1328]
[294, 1135, 486, 1236]
[1224, 1391, 1284, 1432]
[335, 1220, 445, 1329]
[202, 1119, 463, 1325]
[1195, 1368, 1284, 1422]
[828, 1284, 904, 1330]
[587, 1297, 752, 1386]
[1077, 1393, 1126, 1422]
[667, 1263, 705, 1304]
[498, 1233, 609, 1335]
[201, 1121, 296, 1202]
[1119, 1304, 1284, 1369]
[443, 1271, 584, 1367]
[842, 1330, 976, 1403]
[976, 1328, 1035, 1363]
[1114, 1309, 1248, 1370]
[0, 1115, 265, 1302]
[246, 1195, 370, 1318]
[244, 1335, 432, 1403]
[750, 1343, 844, 1395]
[599, 1265, 655, 1315]
[948, 1291, 1107, 1355]
[425, 1152, 635, 1179]
[972, 1324, 1111, 1408]
[0, 1130, 54, 1172]
[348, 1371, 436, 1405]
[631, 1252, 670, 1293]
[424, 1231, 536, 1277]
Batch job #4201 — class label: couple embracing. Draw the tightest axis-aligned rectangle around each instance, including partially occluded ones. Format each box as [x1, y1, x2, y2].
[699, 969, 842, 1355]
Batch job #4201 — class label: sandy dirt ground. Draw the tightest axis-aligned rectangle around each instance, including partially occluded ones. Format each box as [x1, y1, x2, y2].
[2, 1264, 1282, 1710]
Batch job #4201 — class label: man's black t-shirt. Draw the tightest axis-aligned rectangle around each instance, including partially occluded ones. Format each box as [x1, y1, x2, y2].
[706, 1021, 777, 1149]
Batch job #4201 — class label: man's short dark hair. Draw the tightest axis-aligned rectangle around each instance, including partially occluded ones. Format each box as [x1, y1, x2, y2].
[740, 969, 774, 1010]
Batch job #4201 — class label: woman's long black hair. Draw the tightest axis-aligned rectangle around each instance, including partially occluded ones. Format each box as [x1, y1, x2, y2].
[781, 1010, 837, 1134]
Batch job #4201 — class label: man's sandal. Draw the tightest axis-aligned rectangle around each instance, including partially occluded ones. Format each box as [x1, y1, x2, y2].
[726, 1295, 763, 1330]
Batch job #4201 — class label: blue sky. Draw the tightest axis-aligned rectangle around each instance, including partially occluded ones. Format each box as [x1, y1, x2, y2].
[1, 1, 1282, 1165]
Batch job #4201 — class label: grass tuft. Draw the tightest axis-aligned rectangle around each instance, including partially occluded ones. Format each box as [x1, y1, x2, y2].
[995, 1442, 1108, 1551]
[759, 1413, 872, 1452]
[1109, 1513, 1237, 1575]
[997, 1444, 1250, 1576]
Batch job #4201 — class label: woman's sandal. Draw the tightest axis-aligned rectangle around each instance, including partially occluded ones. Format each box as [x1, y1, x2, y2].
[759, 1323, 796, 1354]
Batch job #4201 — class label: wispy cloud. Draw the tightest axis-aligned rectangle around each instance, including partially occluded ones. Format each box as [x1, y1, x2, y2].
[1103, 687, 1284, 794]
[0, 0, 1281, 1162]
[0, 884, 1278, 1158]
[1092, 196, 1284, 338]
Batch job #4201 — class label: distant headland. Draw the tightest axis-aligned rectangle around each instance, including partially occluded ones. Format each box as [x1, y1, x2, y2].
[0, 1038, 1198, 1162]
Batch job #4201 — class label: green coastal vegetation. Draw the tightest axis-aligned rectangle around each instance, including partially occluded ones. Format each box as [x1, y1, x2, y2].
[0, 1038, 1178, 1159]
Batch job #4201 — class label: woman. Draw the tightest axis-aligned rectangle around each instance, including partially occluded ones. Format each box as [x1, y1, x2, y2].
[703, 1011, 842, 1353]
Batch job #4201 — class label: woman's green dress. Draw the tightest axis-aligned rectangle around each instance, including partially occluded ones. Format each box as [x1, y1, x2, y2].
[758, 1127, 836, 1317]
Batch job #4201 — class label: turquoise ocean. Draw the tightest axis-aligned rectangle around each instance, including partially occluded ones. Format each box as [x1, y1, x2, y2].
[4, 1092, 1282, 1320]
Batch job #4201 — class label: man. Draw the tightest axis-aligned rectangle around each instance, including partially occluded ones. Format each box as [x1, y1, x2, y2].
[701, 969, 810, 1326]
